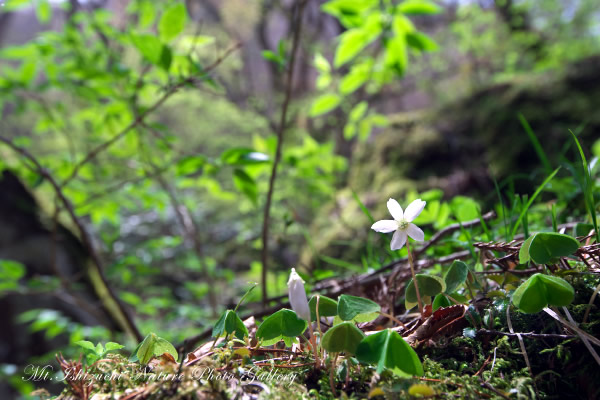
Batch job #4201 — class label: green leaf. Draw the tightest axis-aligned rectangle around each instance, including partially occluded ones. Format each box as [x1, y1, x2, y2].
[339, 60, 372, 94]
[212, 310, 248, 340]
[154, 337, 179, 361]
[349, 101, 368, 122]
[75, 340, 96, 352]
[512, 273, 575, 314]
[432, 294, 451, 311]
[575, 223, 595, 237]
[334, 24, 379, 67]
[444, 261, 468, 294]
[310, 93, 341, 117]
[308, 295, 338, 321]
[406, 32, 438, 51]
[221, 148, 269, 165]
[233, 169, 258, 205]
[0, 260, 25, 280]
[356, 329, 423, 376]
[397, 0, 442, 15]
[405, 274, 446, 304]
[384, 35, 407, 75]
[256, 309, 308, 341]
[321, 322, 365, 354]
[137, 333, 158, 364]
[131, 34, 172, 70]
[159, 3, 187, 42]
[314, 53, 331, 73]
[105, 342, 125, 352]
[136, 333, 178, 364]
[518, 235, 535, 264]
[338, 294, 381, 321]
[519, 232, 579, 265]
[36, 0, 53, 24]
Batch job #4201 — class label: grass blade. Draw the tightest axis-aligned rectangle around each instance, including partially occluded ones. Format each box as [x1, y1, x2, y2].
[511, 167, 560, 238]
[519, 113, 552, 175]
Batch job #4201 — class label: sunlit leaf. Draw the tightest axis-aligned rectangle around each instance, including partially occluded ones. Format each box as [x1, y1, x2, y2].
[356, 329, 423, 376]
[159, 3, 187, 42]
[321, 322, 365, 354]
[308, 295, 338, 321]
[256, 309, 308, 341]
[338, 294, 380, 321]
[512, 273, 575, 313]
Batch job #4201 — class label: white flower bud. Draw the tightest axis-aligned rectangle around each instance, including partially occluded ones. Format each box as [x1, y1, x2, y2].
[287, 268, 311, 321]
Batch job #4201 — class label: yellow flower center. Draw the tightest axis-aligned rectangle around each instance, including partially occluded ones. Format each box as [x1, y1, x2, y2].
[397, 220, 409, 230]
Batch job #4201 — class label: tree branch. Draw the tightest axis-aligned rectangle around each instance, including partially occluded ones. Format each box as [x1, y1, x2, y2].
[0, 136, 142, 341]
[260, 0, 308, 304]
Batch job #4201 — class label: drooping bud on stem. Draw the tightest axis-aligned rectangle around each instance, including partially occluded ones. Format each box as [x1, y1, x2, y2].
[288, 268, 310, 321]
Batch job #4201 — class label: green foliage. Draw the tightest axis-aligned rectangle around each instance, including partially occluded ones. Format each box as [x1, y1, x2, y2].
[314, 0, 440, 141]
[337, 294, 380, 321]
[76, 340, 125, 365]
[443, 260, 468, 294]
[519, 232, 580, 265]
[132, 332, 178, 364]
[321, 322, 364, 354]
[158, 3, 187, 42]
[0, 259, 25, 293]
[308, 295, 338, 321]
[356, 329, 424, 376]
[512, 273, 575, 314]
[212, 310, 248, 340]
[405, 274, 446, 309]
[256, 309, 308, 342]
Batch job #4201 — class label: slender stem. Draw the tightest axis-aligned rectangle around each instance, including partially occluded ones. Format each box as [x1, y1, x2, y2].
[406, 240, 424, 317]
[378, 311, 406, 330]
[260, 0, 308, 304]
[308, 324, 320, 369]
[330, 353, 338, 397]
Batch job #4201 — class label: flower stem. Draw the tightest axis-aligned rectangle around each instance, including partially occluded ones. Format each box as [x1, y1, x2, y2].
[406, 240, 424, 317]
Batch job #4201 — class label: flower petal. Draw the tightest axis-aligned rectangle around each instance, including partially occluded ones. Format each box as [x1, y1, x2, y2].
[387, 198, 404, 221]
[404, 199, 426, 222]
[371, 220, 398, 233]
[390, 230, 407, 250]
[406, 223, 425, 242]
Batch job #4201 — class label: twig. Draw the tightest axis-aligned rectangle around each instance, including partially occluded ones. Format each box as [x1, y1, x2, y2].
[543, 307, 600, 347]
[154, 173, 217, 315]
[506, 306, 538, 398]
[260, 0, 308, 304]
[477, 329, 576, 340]
[415, 211, 496, 256]
[0, 136, 142, 341]
[560, 307, 600, 366]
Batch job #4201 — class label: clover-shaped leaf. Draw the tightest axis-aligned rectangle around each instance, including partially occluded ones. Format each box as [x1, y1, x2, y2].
[519, 232, 579, 265]
[338, 294, 381, 322]
[356, 329, 423, 376]
[512, 273, 574, 314]
[444, 260, 468, 294]
[405, 274, 446, 309]
[321, 322, 365, 355]
[256, 309, 307, 341]
[212, 310, 248, 340]
[308, 295, 338, 321]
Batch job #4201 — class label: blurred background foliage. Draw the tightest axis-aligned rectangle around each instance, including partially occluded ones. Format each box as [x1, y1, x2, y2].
[0, 0, 599, 397]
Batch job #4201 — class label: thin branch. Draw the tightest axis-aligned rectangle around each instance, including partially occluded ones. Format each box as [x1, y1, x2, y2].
[260, 0, 308, 303]
[477, 329, 576, 340]
[0, 136, 142, 341]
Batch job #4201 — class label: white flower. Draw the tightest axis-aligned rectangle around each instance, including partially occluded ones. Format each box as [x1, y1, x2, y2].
[371, 198, 426, 250]
[288, 268, 311, 321]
